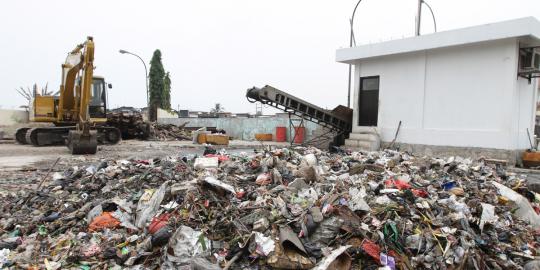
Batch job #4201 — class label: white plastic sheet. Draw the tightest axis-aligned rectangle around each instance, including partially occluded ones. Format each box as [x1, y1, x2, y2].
[194, 157, 218, 169]
[492, 181, 540, 229]
[135, 181, 169, 228]
[203, 176, 236, 194]
[479, 203, 497, 231]
[254, 232, 275, 256]
[167, 225, 211, 264]
[312, 245, 352, 270]
[349, 187, 370, 211]
[0, 249, 10, 268]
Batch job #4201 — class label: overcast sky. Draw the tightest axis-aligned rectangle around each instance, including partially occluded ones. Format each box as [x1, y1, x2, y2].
[1, 0, 539, 114]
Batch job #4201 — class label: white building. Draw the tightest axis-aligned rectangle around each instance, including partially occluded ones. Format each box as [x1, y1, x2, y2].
[337, 17, 540, 158]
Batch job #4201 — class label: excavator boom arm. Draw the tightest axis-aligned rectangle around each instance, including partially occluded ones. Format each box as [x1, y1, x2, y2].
[65, 37, 98, 154]
[79, 37, 94, 122]
[57, 37, 95, 123]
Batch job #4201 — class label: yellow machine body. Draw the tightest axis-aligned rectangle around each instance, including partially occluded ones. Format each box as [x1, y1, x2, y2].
[30, 96, 56, 122]
[16, 37, 121, 154]
[29, 87, 108, 125]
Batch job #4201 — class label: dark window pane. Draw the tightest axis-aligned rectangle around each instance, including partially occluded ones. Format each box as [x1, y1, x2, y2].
[362, 77, 379, 91]
[90, 81, 104, 106]
[89, 80, 106, 118]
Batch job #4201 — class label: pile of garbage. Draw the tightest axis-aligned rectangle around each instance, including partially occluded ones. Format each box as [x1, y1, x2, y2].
[107, 110, 150, 140]
[149, 122, 191, 141]
[1, 147, 540, 269]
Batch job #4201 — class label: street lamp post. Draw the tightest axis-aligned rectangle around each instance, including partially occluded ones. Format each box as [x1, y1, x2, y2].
[415, 0, 422, 36]
[347, 0, 362, 108]
[347, 0, 436, 107]
[119, 49, 149, 108]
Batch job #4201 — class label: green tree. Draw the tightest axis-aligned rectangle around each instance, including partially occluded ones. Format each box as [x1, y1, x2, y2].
[210, 103, 225, 114]
[148, 50, 165, 121]
[162, 72, 171, 110]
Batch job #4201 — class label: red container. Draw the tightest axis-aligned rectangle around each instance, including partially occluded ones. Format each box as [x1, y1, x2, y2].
[293, 127, 305, 144]
[275, 127, 287, 142]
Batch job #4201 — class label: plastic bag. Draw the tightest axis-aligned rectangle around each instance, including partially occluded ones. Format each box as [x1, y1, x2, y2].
[312, 245, 352, 270]
[135, 181, 169, 228]
[492, 181, 540, 229]
[349, 187, 370, 211]
[88, 212, 120, 232]
[166, 225, 211, 265]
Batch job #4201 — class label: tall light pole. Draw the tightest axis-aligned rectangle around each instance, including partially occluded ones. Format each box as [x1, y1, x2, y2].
[119, 49, 149, 108]
[421, 0, 437, 33]
[415, 0, 423, 36]
[347, 0, 435, 107]
[347, 0, 362, 108]
[415, 0, 439, 35]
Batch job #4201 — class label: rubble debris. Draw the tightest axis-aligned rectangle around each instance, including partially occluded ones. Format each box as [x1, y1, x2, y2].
[107, 110, 192, 142]
[149, 122, 191, 141]
[1, 147, 540, 269]
[106, 110, 150, 140]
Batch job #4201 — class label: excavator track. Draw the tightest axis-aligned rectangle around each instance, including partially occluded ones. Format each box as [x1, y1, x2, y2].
[15, 128, 30, 144]
[22, 126, 121, 147]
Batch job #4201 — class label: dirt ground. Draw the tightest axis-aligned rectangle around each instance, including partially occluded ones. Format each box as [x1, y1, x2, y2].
[0, 139, 289, 194]
[4, 138, 540, 196]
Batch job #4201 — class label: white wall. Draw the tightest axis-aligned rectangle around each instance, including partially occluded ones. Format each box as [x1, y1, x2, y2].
[353, 38, 537, 150]
[157, 108, 178, 119]
[0, 109, 28, 126]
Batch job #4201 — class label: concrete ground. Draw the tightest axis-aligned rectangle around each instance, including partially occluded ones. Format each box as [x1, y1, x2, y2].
[0, 139, 290, 194]
[0, 139, 290, 170]
[2, 138, 540, 194]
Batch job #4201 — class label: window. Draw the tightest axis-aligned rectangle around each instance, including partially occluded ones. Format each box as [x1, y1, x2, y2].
[90, 80, 105, 107]
[362, 77, 379, 91]
[89, 79, 107, 118]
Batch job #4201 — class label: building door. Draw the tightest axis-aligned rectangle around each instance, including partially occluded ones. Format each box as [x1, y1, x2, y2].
[358, 76, 379, 126]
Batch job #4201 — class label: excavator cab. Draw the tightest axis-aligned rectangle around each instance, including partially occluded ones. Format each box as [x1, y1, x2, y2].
[89, 77, 109, 119]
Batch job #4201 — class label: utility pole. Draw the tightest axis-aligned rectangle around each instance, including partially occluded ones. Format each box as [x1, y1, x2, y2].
[415, 0, 423, 36]
[347, 0, 362, 108]
[347, 26, 353, 108]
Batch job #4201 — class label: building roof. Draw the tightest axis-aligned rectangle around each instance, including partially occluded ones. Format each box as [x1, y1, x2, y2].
[336, 17, 540, 64]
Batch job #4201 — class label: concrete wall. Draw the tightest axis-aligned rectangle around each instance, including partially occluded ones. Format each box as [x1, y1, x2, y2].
[0, 109, 28, 126]
[158, 117, 319, 142]
[352, 38, 538, 150]
[157, 108, 178, 119]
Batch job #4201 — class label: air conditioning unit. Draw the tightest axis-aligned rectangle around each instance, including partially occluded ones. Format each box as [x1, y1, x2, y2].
[520, 48, 540, 71]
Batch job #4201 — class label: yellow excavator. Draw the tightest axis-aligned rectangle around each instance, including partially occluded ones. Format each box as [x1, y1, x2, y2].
[15, 37, 121, 154]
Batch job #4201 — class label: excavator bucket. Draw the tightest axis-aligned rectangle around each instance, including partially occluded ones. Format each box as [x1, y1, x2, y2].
[67, 130, 98, 154]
